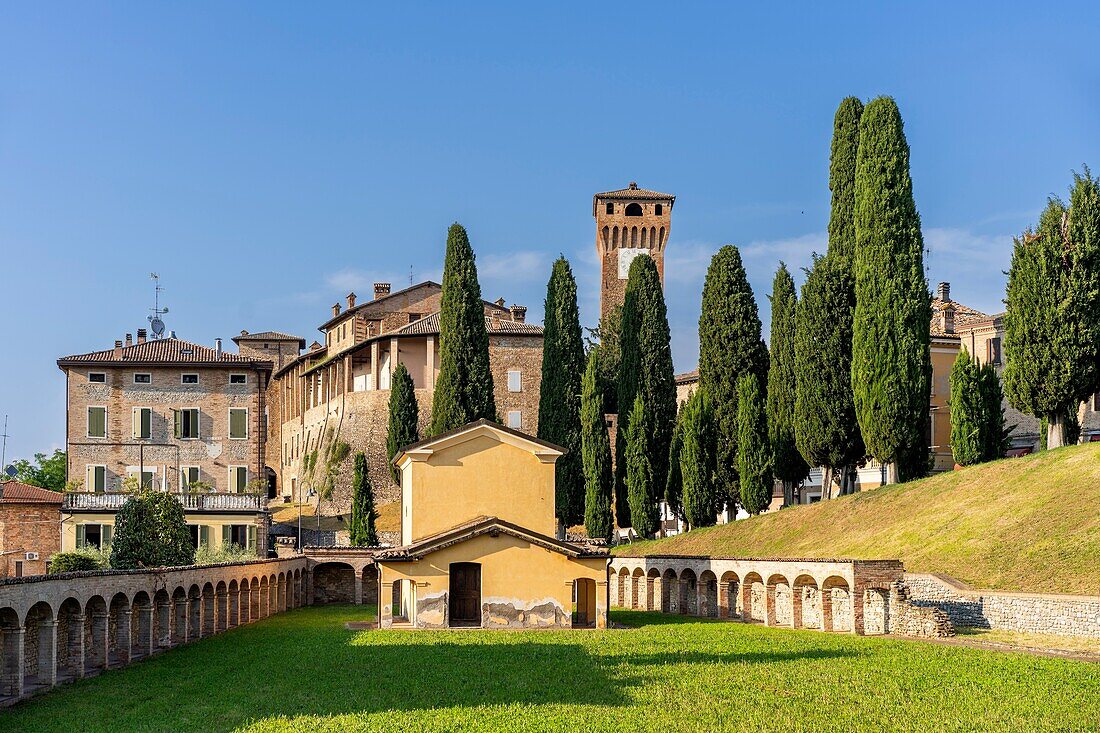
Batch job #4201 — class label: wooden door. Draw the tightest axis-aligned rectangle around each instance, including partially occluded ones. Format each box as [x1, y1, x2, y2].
[449, 562, 481, 627]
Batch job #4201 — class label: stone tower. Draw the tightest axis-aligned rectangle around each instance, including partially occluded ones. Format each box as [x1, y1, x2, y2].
[593, 182, 675, 323]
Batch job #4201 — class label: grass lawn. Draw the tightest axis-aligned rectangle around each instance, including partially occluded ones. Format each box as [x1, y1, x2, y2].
[3, 606, 1098, 732]
[618, 443, 1100, 594]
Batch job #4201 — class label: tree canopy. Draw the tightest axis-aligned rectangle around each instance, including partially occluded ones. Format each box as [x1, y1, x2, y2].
[581, 348, 613, 540]
[349, 452, 378, 546]
[386, 363, 420, 483]
[767, 263, 808, 504]
[110, 489, 194, 569]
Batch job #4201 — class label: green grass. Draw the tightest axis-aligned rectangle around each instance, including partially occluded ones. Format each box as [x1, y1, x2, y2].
[3, 606, 1098, 732]
[618, 442, 1100, 594]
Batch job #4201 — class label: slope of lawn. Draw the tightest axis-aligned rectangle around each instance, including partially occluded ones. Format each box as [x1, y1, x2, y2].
[3, 605, 1098, 733]
[618, 442, 1100, 595]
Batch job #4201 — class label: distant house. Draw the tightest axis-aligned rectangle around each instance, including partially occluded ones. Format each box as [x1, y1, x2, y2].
[0, 481, 62, 577]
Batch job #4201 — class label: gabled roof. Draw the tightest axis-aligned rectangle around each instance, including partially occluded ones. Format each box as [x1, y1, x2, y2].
[0, 481, 63, 504]
[393, 418, 565, 466]
[57, 337, 272, 369]
[593, 182, 676, 215]
[675, 369, 699, 385]
[233, 330, 306, 348]
[394, 312, 543, 337]
[374, 516, 609, 561]
[317, 280, 513, 332]
[930, 298, 991, 338]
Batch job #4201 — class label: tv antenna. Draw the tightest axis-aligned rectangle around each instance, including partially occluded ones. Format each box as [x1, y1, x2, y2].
[1, 415, 10, 476]
[148, 273, 169, 339]
[409, 265, 414, 285]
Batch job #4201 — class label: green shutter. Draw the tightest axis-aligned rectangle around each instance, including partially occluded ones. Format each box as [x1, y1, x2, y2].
[141, 408, 151, 438]
[199, 525, 210, 548]
[222, 525, 231, 547]
[173, 409, 181, 439]
[247, 525, 257, 551]
[230, 409, 247, 439]
[89, 407, 106, 437]
[103, 524, 113, 547]
[76, 525, 86, 549]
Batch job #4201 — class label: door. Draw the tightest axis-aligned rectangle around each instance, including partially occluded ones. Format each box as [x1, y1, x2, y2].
[449, 562, 481, 627]
[573, 578, 596, 628]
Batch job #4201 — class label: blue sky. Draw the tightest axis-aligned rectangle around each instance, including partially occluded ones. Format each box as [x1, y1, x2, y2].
[2, 3, 1098, 464]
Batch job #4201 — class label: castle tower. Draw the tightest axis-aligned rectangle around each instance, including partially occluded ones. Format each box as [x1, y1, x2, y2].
[593, 182, 675, 323]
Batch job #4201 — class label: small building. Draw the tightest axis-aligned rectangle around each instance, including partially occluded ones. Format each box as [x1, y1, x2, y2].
[377, 420, 609, 629]
[0, 481, 62, 577]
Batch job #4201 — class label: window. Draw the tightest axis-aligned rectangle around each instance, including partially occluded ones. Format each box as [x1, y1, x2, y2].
[88, 372, 106, 383]
[189, 524, 211, 548]
[87, 406, 107, 438]
[507, 410, 522, 429]
[76, 523, 113, 550]
[222, 524, 256, 550]
[86, 465, 106, 492]
[507, 370, 522, 392]
[655, 203, 663, 215]
[625, 202, 643, 217]
[132, 407, 152, 439]
[134, 373, 151, 384]
[127, 467, 156, 490]
[173, 408, 200, 439]
[181, 466, 200, 490]
[229, 408, 248, 439]
[228, 465, 248, 493]
[408, 313, 422, 323]
[230, 374, 247, 385]
[181, 373, 199, 384]
[605, 202, 614, 215]
[987, 337, 1002, 366]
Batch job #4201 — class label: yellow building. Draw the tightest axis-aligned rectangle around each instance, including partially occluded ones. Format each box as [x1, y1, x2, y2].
[377, 419, 609, 629]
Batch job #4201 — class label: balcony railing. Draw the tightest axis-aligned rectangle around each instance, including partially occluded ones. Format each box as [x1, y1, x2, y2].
[63, 492, 265, 512]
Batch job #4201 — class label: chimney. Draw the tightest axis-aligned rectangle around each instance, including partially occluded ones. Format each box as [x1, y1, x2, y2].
[137, 328, 147, 344]
[215, 337, 223, 355]
[113, 339, 123, 358]
[937, 282, 951, 303]
[494, 297, 505, 308]
[347, 292, 357, 309]
[125, 333, 133, 347]
[332, 303, 341, 317]
[941, 302, 956, 335]
[374, 282, 391, 300]
[240, 329, 249, 337]
[510, 304, 527, 323]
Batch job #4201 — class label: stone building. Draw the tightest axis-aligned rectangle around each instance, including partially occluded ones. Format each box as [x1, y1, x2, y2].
[0, 482, 62, 577]
[268, 281, 543, 521]
[55, 332, 274, 555]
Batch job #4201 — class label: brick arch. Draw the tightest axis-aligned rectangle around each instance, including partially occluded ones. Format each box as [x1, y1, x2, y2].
[616, 567, 630, 608]
[312, 562, 356, 605]
[1, 605, 25, 700]
[83, 595, 109, 672]
[822, 576, 851, 632]
[201, 583, 216, 637]
[742, 573, 764, 622]
[661, 568, 678, 613]
[699, 571, 719, 618]
[792, 575, 820, 630]
[718, 571, 740, 619]
[766, 574, 792, 627]
[22, 601, 55, 690]
[645, 568, 662, 612]
[630, 568, 645, 609]
[153, 589, 172, 650]
[678, 568, 697, 615]
[56, 597, 84, 682]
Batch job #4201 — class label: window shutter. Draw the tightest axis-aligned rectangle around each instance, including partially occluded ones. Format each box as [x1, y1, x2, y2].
[222, 525, 231, 546]
[141, 408, 151, 438]
[199, 525, 210, 548]
[173, 409, 181, 439]
[103, 524, 113, 546]
[231, 409, 247, 439]
[86, 465, 94, 491]
[77, 524, 86, 549]
[247, 525, 256, 550]
[132, 407, 139, 438]
[94, 465, 105, 492]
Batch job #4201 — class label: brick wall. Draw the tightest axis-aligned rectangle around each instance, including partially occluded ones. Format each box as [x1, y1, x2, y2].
[0, 503, 60, 577]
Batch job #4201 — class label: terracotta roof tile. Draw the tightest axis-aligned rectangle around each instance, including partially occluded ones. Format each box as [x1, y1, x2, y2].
[592, 182, 676, 216]
[0, 481, 63, 504]
[232, 331, 306, 346]
[390, 312, 542, 337]
[930, 298, 990, 337]
[57, 337, 270, 367]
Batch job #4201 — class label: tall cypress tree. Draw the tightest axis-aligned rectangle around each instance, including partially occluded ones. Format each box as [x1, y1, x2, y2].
[794, 255, 865, 499]
[737, 373, 773, 515]
[430, 223, 496, 436]
[698, 245, 769, 512]
[665, 400, 685, 522]
[348, 452, 377, 546]
[624, 393, 658, 537]
[767, 264, 808, 505]
[595, 305, 622, 415]
[979, 362, 1011, 461]
[538, 257, 586, 527]
[827, 97, 864, 267]
[851, 96, 932, 483]
[949, 351, 984, 467]
[386, 363, 420, 483]
[615, 254, 676, 528]
[581, 348, 613, 540]
[680, 387, 717, 529]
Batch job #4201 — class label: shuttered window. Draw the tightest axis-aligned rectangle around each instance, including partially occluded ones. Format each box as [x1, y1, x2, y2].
[173, 408, 200, 439]
[86, 465, 106, 492]
[507, 370, 522, 392]
[229, 408, 248, 439]
[229, 466, 248, 493]
[132, 407, 152, 439]
[181, 466, 200, 490]
[88, 407, 107, 438]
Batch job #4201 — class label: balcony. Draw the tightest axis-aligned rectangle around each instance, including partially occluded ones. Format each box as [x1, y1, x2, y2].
[63, 492, 265, 512]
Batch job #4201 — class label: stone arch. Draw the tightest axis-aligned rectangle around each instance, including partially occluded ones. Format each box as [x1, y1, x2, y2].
[641, 226, 648, 247]
[661, 569, 677, 613]
[612, 226, 619, 249]
[201, 582, 216, 637]
[312, 562, 355, 604]
[268, 574, 278, 615]
[650, 226, 657, 250]
[84, 595, 109, 671]
[625, 202, 643, 217]
[659, 226, 665, 249]
[678, 568, 698, 615]
[742, 572, 764, 622]
[259, 576, 270, 618]
[792, 575, 820, 629]
[822, 576, 851, 632]
[631, 226, 638, 246]
[276, 573, 286, 613]
[767, 574, 792, 627]
[130, 591, 153, 659]
[362, 564, 379, 608]
[719, 571, 740, 619]
[238, 579, 251, 624]
[56, 597, 84, 682]
[153, 589, 172, 650]
[249, 576, 261, 619]
[601, 226, 610, 252]
[22, 601, 55, 692]
[646, 568, 662, 612]
[630, 568, 644, 610]
[187, 585, 202, 640]
[293, 569, 302, 608]
[1, 605, 23, 700]
[227, 580, 240, 627]
[170, 587, 188, 644]
[699, 570, 719, 618]
[615, 567, 630, 608]
[863, 586, 890, 635]
[214, 582, 229, 632]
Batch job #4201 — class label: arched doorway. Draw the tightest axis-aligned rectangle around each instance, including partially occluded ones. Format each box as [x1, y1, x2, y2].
[448, 562, 481, 627]
[572, 578, 596, 628]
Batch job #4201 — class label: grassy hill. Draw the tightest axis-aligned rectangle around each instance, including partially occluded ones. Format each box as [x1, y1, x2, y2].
[617, 442, 1100, 595]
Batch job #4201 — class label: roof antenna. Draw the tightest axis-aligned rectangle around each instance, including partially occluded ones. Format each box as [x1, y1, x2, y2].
[148, 273, 170, 339]
[409, 265, 414, 285]
[1, 415, 11, 477]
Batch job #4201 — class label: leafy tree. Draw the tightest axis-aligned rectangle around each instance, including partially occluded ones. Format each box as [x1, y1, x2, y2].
[7, 449, 67, 491]
[767, 264, 808, 505]
[110, 489, 194, 569]
[827, 96, 864, 267]
[615, 254, 676, 527]
[1004, 171, 1100, 448]
[698, 245, 769, 512]
[386, 363, 420, 483]
[581, 348, 613, 540]
[430, 223, 496, 435]
[348, 452, 377, 546]
[736, 374, 773, 515]
[794, 255, 865, 499]
[949, 351, 984, 466]
[852, 96, 932, 483]
[680, 388, 717, 528]
[665, 400, 685, 522]
[979, 362, 1012, 461]
[624, 393, 659, 537]
[538, 257, 586, 527]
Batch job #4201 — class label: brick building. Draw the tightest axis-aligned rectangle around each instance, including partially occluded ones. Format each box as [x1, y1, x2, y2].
[0, 481, 62, 577]
[55, 332, 275, 555]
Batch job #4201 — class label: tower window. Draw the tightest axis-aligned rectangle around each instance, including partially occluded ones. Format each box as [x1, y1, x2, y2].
[655, 204, 663, 215]
[625, 203, 643, 217]
[605, 203, 614, 215]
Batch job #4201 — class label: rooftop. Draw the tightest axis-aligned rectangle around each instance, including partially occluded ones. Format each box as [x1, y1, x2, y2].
[58, 337, 271, 368]
[593, 182, 676, 215]
[931, 298, 991, 337]
[233, 330, 307, 348]
[0, 481, 63, 504]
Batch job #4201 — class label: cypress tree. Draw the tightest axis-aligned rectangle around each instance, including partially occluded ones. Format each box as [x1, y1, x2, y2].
[949, 351, 984, 466]
[595, 305, 622, 415]
[615, 254, 676, 528]
[680, 388, 717, 528]
[767, 263, 808, 505]
[979, 362, 1012, 461]
[538, 257, 586, 527]
[581, 348, 613, 540]
[698, 245, 769, 512]
[386, 363, 420, 483]
[665, 400, 685, 522]
[793, 255, 865, 499]
[827, 97, 864, 267]
[624, 393, 659, 537]
[429, 223, 496, 436]
[1004, 171, 1100, 448]
[348, 452, 377, 546]
[852, 96, 932, 483]
[736, 373, 773, 515]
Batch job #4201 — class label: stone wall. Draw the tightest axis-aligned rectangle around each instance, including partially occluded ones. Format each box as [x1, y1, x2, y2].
[903, 573, 1100, 638]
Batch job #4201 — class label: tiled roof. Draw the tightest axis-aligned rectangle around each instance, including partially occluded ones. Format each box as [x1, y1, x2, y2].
[232, 330, 306, 346]
[593, 182, 675, 201]
[392, 312, 543, 337]
[375, 516, 608, 561]
[675, 370, 699, 384]
[0, 481, 63, 504]
[57, 337, 270, 367]
[930, 298, 991, 337]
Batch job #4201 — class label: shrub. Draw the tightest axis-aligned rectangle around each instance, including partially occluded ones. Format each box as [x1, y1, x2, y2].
[195, 542, 254, 565]
[48, 551, 107, 574]
[110, 490, 194, 569]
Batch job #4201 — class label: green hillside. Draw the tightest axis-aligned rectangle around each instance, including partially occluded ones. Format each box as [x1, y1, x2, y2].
[617, 442, 1100, 595]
